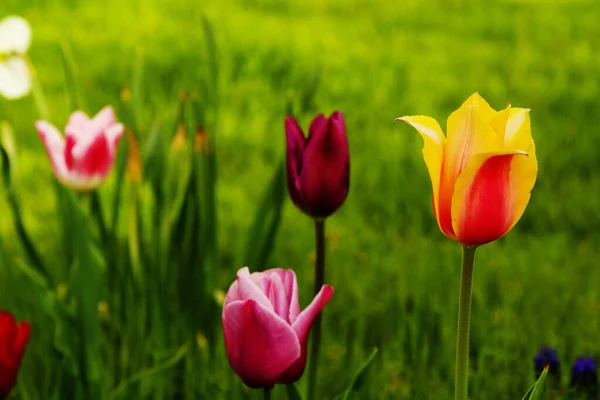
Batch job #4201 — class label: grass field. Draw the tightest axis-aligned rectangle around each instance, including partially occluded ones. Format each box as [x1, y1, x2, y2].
[1, 0, 600, 398]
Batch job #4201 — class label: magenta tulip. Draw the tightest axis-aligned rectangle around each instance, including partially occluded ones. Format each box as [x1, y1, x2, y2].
[222, 267, 334, 388]
[285, 111, 349, 219]
[35, 106, 124, 191]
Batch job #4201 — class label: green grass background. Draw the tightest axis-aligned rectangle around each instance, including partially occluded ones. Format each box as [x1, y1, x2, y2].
[1, 0, 600, 398]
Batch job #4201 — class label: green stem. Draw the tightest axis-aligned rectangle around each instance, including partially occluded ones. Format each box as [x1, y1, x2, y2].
[454, 245, 477, 400]
[263, 388, 271, 400]
[307, 219, 325, 400]
[27, 57, 49, 120]
[90, 190, 109, 244]
[6, 186, 52, 283]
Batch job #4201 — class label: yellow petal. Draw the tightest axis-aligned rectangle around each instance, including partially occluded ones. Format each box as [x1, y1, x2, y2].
[450, 148, 536, 246]
[502, 108, 536, 197]
[445, 93, 501, 175]
[504, 108, 533, 149]
[396, 115, 445, 229]
[491, 104, 511, 139]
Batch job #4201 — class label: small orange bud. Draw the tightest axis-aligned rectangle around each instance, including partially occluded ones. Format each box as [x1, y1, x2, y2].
[126, 129, 142, 182]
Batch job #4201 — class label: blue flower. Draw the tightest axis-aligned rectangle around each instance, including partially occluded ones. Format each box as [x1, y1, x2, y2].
[570, 356, 598, 395]
[534, 346, 560, 379]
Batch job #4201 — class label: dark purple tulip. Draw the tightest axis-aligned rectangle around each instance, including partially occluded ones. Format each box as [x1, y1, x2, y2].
[285, 112, 349, 219]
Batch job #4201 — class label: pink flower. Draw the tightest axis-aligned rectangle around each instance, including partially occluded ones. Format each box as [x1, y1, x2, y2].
[35, 106, 124, 191]
[222, 267, 334, 388]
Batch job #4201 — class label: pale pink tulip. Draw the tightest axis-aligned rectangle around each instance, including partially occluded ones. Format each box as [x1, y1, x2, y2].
[35, 106, 124, 191]
[222, 267, 334, 388]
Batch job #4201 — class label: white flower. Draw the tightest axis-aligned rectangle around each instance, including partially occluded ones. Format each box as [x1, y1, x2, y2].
[0, 16, 32, 99]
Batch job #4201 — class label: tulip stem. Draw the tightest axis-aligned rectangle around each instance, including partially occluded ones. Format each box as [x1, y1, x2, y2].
[308, 219, 325, 400]
[454, 245, 477, 400]
[90, 191, 109, 244]
[263, 388, 271, 400]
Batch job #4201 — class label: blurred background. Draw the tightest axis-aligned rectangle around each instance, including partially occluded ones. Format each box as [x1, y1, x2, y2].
[1, 0, 600, 398]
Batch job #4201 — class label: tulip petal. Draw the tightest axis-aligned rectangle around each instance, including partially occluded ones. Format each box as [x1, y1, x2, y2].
[445, 93, 501, 174]
[263, 272, 291, 323]
[279, 285, 334, 384]
[90, 106, 117, 133]
[299, 112, 350, 218]
[35, 121, 68, 178]
[504, 108, 534, 150]
[491, 104, 511, 138]
[223, 300, 300, 388]
[500, 108, 537, 199]
[451, 149, 535, 246]
[439, 95, 502, 239]
[254, 269, 300, 324]
[0, 16, 31, 54]
[65, 111, 91, 138]
[396, 115, 445, 230]
[105, 123, 124, 151]
[285, 116, 305, 209]
[291, 285, 334, 345]
[234, 267, 274, 312]
[0, 311, 17, 352]
[71, 132, 112, 177]
[306, 113, 326, 142]
[0, 57, 31, 99]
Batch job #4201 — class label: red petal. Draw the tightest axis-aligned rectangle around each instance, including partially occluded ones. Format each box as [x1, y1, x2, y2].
[72, 133, 112, 177]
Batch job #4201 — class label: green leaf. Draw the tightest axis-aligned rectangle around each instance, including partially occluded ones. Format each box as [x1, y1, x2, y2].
[110, 128, 130, 232]
[521, 367, 549, 400]
[0, 121, 17, 184]
[285, 383, 303, 400]
[131, 48, 145, 134]
[10, 257, 79, 379]
[60, 41, 85, 111]
[244, 160, 286, 271]
[142, 119, 167, 194]
[335, 348, 379, 400]
[1, 121, 51, 283]
[61, 189, 106, 399]
[109, 344, 188, 400]
[201, 15, 219, 113]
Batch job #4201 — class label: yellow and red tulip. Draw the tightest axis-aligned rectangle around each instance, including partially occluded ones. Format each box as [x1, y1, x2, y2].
[397, 93, 537, 247]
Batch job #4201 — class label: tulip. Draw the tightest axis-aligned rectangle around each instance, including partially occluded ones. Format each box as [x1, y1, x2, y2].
[397, 93, 537, 247]
[0, 311, 30, 399]
[285, 111, 349, 219]
[397, 93, 537, 400]
[0, 16, 32, 99]
[35, 106, 124, 191]
[222, 267, 334, 389]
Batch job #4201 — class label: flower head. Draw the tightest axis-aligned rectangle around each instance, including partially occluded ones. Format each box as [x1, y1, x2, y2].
[0, 16, 32, 99]
[570, 356, 598, 395]
[397, 93, 537, 247]
[222, 267, 334, 388]
[35, 106, 124, 191]
[285, 111, 349, 219]
[0, 311, 30, 399]
[533, 346, 560, 379]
